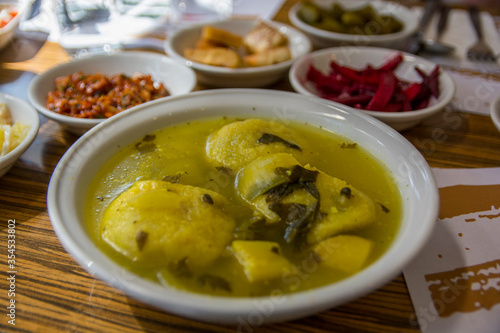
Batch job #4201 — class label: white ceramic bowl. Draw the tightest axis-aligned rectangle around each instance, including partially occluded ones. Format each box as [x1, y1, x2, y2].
[0, 92, 40, 177]
[290, 46, 456, 131]
[47, 89, 438, 325]
[164, 18, 312, 88]
[289, 0, 418, 49]
[491, 95, 500, 133]
[0, 0, 29, 50]
[27, 51, 196, 135]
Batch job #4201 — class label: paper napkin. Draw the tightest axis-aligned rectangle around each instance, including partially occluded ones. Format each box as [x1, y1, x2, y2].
[403, 167, 500, 333]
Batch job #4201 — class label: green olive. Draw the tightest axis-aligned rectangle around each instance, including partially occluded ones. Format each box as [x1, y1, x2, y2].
[298, 3, 321, 24]
[329, 3, 345, 21]
[315, 17, 345, 33]
[341, 12, 366, 27]
[351, 5, 375, 20]
[379, 15, 404, 34]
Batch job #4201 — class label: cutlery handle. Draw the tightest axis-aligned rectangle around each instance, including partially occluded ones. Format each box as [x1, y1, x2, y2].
[418, 0, 440, 32]
[435, 5, 450, 39]
[467, 5, 483, 40]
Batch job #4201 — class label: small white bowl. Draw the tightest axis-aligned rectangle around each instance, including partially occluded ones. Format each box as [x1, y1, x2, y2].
[290, 46, 456, 131]
[47, 89, 438, 325]
[0, 92, 40, 177]
[27, 51, 196, 135]
[289, 0, 418, 49]
[491, 95, 500, 133]
[164, 18, 312, 88]
[0, 0, 29, 50]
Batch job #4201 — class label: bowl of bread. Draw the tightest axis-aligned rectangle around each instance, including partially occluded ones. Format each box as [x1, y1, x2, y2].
[165, 18, 312, 87]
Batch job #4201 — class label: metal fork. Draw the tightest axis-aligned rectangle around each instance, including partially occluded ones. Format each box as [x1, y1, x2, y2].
[466, 5, 498, 62]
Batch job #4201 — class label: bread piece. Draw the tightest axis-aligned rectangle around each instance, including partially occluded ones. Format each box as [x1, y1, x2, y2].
[184, 47, 241, 68]
[195, 39, 223, 49]
[243, 46, 291, 67]
[200, 25, 243, 48]
[243, 21, 288, 53]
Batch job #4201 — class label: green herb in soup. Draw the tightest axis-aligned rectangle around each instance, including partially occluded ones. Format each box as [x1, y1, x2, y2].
[85, 117, 401, 297]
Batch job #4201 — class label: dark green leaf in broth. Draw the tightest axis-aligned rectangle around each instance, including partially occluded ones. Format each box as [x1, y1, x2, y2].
[378, 202, 390, 213]
[261, 164, 322, 246]
[340, 187, 352, 199]
[135, 230, 149, 251]
[257, 133, 301, 151]
[269, 201, 318, 245]
[215, 166, 233, 175]
[271, 165, 320, 200]
[340, 142, 357, 149]
[202, 193, 214, 204]
[163, 173, 182, 183]
[169, 257, 193, 278]
[135, 141, 156, 154]
[142, 134, 156, 142]
[265, 182, 298, 204]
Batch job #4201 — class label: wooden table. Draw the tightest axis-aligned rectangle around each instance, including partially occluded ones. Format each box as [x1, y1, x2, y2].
[1, 1, 499, 332]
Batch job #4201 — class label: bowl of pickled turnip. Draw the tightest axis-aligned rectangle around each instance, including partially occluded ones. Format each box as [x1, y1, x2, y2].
[290, 46, 456, 131]
[47, 89, 438, 325]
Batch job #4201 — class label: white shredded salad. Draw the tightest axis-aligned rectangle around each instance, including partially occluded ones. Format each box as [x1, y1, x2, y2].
[0, 102, 30, 157]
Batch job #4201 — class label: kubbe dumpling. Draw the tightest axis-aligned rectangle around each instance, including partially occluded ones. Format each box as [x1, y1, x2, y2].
[100, 180, 235, 270]
[235, 153, 376, 245]
[305, 165, 376, 244]
[205, 119, 304, 171]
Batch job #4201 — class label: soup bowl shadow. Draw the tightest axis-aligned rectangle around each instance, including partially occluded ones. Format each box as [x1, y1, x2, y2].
[47, 89, 438, 325]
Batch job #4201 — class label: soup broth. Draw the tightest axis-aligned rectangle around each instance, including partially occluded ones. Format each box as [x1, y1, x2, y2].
[85, 117, 401, 297]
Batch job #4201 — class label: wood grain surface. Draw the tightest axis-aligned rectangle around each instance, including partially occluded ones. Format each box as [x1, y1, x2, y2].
[1, 1, 500, 332]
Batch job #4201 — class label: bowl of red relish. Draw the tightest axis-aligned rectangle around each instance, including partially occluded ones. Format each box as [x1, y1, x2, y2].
[28, 51, 196, 135]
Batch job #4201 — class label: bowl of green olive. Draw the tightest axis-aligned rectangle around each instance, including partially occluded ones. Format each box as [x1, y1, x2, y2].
[289, 0, 418, 49]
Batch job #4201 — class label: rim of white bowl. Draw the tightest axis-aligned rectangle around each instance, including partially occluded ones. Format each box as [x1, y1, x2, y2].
[47, 89, 438, 324]
[289, 46, 456, 122]
[288, 0, 418, 44]
[0, 92, 40, 165]
[491, 95, 500, 132]
[165, 18, 312, 75]
[27, 51, 197, 128]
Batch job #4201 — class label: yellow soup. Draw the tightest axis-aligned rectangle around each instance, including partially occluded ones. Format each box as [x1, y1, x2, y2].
[85, 117, 401, 297]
